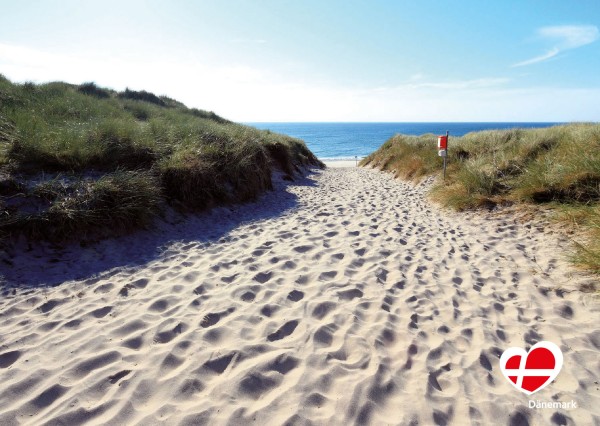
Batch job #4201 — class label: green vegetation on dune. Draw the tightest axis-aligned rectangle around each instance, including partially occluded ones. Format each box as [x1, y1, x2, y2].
[0, 76, 322, 242]
[361, 124, 600, 273]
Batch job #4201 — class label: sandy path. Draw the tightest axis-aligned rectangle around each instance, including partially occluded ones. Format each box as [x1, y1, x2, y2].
[0, 166, 598, 426]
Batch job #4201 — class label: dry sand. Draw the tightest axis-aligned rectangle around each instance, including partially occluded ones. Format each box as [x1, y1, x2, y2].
[323, 160, 359, 168]
[0, 166, 598, 426]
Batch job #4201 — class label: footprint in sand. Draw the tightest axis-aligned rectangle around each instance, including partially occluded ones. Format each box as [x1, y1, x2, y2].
[108, 369, 132, 384]
[148, 299, 169, 313]
[311, 301, 336, 320]
[282, 260, 297, 270]
[337, 288, 363, 301]
[221, 274, 239, 283]
[193, 284, 207, 295]
[38, 300, 61, 314]
[253, 271, 272, 284]
[121, 335, 144, 350]
[154, 322, 188, 344]
[267, 320, 299, 342]
[260, 304, 280, 317]
[479, 351, 493, 371]
[293, 245, 314, 253]
[313, 324, 336, 346]
[240, 291, 255, 302]
[375, 267, 388, 283]
[556, 303, 574, 319]
[287, 290, 304, 302]
[29, 384, 70, 409]
[119, 278, 149, 297]
[319, 271, 337, 281]
[354, 248, 366, 256]
[200, 308, 235, 328]
[94, 283, 114, 294]
[238, 372, 279, 400]
[0, 350, 21, 368]
[267, 354, 299, 375]
[203, 352, 237, 374]
[89, 306, 112, 318]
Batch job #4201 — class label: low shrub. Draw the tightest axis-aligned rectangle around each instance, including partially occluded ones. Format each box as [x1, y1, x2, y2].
[77, 82, 110, 98]
[1, 171, 162, 241]
[117, 88, 166, 106]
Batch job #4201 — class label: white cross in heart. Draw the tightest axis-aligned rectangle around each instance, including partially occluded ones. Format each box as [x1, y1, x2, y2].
[499, 341, 563, 395]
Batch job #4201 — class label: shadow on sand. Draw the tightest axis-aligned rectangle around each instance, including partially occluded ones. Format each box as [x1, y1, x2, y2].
[0, 169, 322, 290]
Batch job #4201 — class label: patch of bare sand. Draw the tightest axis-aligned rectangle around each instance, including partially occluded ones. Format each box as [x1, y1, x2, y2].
[0, 167, 598, 425]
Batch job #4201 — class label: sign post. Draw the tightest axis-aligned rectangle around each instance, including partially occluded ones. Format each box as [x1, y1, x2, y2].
[437, 131, 449, 180]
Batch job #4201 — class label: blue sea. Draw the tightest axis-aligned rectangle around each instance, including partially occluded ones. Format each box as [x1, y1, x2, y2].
[249, 122, 563, 160]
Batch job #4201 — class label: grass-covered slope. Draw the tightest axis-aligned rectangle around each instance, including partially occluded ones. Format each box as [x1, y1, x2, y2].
[361, 124, 600, 273]
[0, 75, 322, 242]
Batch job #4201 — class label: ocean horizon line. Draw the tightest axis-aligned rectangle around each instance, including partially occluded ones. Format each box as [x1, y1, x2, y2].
[247, 121, 571, 124]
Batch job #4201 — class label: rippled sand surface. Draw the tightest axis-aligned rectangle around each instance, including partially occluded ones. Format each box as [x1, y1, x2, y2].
[1, 166, 598, 425]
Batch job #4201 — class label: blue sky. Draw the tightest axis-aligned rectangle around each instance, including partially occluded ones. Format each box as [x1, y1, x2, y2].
[1, 0, 599, 121]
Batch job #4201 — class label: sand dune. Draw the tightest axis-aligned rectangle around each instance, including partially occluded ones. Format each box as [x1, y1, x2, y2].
[0, 166, 598, 425]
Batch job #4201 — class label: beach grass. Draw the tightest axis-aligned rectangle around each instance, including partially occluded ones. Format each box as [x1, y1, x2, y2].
[362, 123, 600, 273]
[0, 75, 322, 242]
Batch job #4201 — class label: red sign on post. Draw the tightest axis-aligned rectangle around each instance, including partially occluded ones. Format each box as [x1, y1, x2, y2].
[438, 131, 449, 180]
[438, 135, 448, 150]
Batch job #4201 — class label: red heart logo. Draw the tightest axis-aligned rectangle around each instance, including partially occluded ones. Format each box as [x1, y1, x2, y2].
[500, 341, 563, 395]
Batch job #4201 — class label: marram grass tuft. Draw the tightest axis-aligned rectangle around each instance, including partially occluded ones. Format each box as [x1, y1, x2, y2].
[362, 123, 600, 273]
[0, 75, 322, 243]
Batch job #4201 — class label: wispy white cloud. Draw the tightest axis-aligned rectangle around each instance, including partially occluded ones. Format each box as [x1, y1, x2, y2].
[513, 24, 599, 67]
[512, 47, 560, 67]
[540, 25, 599, 48]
